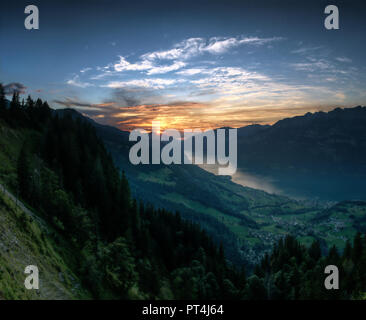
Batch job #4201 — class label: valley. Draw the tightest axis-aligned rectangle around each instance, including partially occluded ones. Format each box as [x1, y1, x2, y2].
[92, 108, 366, 267]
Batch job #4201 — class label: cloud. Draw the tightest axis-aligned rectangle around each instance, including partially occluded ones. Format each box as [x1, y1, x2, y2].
[80, 67, 92, 73]
[334, 92, 346, 100]
[203, 38, 240, 54]
[203, 36, 283, 54]
[290, 60, 331, 72]
[141, 38, 204, 61]
[147, 61, 186, 75]
[67, 75, 94, 88]
[106, 87, 161, 107]
[111, 101, 209, 131]
[109, 36, 283, 76]
[335, 57, 352, 63]
[291, 46, 323, 55]
[113, 56, 186, 75]
[53, 98, 95, 108]
[176, 68, 205, 76]
[110, 89, 141, 107]
[289, 56, 354, 83]
[114, 56, 153, 72]
[3, 82, 27, 95]
[104, 78, 184, 89]
[56, 97, 211, 132]
[141, 36, 282, 61]
[190, 67, 270, 90]
[90, 71, 114, 80]
[53, 98, 118, 116]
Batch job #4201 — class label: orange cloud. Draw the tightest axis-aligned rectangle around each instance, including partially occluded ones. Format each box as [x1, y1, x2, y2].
[88, 101, 343, 132]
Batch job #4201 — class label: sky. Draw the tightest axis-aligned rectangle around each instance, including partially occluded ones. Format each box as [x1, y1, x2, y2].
[1, 0, 366, 131]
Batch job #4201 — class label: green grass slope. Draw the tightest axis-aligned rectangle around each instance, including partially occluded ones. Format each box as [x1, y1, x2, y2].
[0, 190, 88, 299]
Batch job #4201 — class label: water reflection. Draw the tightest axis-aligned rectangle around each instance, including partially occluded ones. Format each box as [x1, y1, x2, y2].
[231, 170, 282, 195]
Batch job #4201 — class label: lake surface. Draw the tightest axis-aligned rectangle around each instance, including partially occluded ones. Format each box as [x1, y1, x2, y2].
[200, 164, 366, 202]
[232, 169, 366, 202]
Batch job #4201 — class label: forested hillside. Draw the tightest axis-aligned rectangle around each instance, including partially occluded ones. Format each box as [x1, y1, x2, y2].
[252, 234, 366, 300]
[0, 87, 246, 299]
[0, 85, 365, 299]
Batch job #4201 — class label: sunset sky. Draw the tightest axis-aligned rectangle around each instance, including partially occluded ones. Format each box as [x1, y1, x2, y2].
[1, 0, 366, 131]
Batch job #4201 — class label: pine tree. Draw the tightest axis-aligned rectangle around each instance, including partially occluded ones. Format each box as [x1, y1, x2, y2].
[245, 275, 267, 300]
[238, 265, 247, 289]
[309, 240, 322, 261]
[343, 240, 352, 260]
[10, 92, 20, 109]
[327, 245, 340, 265]
[119, 171, 131, 232]
[26, 95, 34, 109]
[35, 98, 43, 108]
[353, 232, 363, 262]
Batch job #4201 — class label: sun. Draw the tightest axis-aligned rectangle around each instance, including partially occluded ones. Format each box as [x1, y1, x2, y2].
[153, 118, 169, 134]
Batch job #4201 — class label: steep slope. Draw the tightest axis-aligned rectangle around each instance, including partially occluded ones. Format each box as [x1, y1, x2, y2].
[0, 187, 88, 300]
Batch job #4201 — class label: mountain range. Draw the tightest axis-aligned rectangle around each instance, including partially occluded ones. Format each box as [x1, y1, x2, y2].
[56, 106, 366, 267]
[235, 106, 366, 200]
